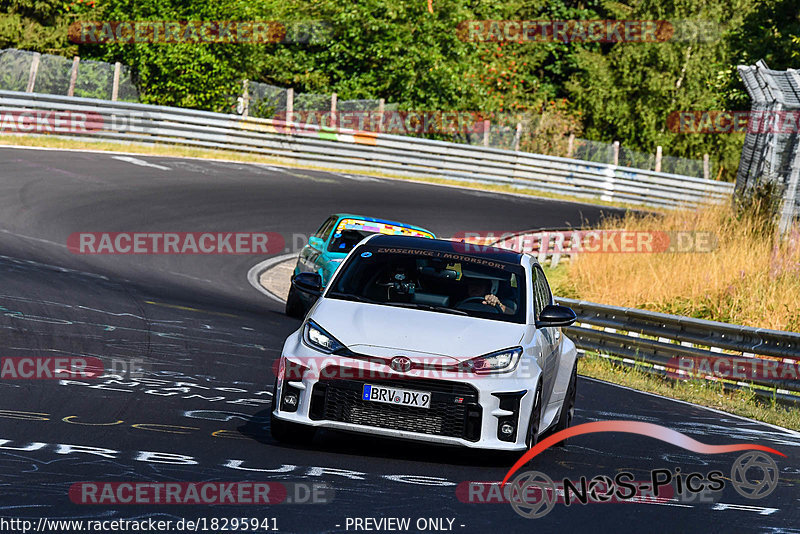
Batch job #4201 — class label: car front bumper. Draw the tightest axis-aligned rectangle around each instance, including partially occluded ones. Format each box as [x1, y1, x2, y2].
[271, 329, 541, 451]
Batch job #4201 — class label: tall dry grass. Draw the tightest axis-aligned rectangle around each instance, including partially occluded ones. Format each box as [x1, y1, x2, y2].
[554, 204, 800, 331]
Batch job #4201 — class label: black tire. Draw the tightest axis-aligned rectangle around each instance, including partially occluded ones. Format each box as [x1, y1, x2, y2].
[270, 379, 316, 444]
[552, 364, 577, 447]
[270, 412, 316, 444]
[525, 382, 543, 450]
[285, 283, 305, 318]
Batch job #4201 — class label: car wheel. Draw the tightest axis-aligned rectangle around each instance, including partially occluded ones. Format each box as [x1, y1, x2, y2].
[285, 284, 305, 318]
[270, 379, 316, 444]
[552, 364, 577, 447]
[525, 382, 543, 450]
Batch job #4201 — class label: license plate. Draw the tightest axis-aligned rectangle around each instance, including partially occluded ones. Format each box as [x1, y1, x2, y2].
[362, 384, 431, 409]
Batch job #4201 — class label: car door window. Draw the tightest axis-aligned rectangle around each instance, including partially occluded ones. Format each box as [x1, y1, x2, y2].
[532, 266, 552, 319]
[314, 216, 337, 240]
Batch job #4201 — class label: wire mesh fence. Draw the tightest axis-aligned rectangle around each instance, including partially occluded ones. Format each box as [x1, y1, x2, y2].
[247, 81, 287, 117]
[0, 46, 714, 180]
[0, 49, 34, 92]
[0, 48, 140, 102]
[35, 53, 73, 96]
[73, 59, 113, 100]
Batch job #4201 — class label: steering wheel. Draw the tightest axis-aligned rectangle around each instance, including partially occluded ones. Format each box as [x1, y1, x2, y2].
[457, 296, 500, 313]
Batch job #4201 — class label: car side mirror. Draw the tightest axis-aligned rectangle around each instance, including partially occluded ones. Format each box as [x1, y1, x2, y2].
[308, 236, 325, 250]
[535, 304, 577, 328]
[293, 272, 323, 296]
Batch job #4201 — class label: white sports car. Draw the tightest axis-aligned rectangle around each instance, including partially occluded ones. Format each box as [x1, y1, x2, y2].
[271, 234, 578, 451]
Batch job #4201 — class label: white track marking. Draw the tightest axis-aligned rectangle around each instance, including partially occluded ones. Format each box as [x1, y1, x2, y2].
[111, 155, 171, 170]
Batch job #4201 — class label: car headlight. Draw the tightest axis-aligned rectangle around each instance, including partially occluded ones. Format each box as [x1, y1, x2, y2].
[467, 347, 523, 374]
[303, 320, 345, 354]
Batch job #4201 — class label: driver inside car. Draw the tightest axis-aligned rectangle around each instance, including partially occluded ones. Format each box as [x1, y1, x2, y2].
[459, 277, 516, 315]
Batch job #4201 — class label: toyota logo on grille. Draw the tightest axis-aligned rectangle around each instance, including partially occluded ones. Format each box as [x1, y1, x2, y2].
[391, 356, 412, 373]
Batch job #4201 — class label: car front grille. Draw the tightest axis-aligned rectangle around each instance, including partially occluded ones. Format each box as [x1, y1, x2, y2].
[309, 370, 482, 442]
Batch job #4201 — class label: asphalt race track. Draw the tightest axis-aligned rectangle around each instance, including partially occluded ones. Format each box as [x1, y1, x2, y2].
[0, 146, 798, 533]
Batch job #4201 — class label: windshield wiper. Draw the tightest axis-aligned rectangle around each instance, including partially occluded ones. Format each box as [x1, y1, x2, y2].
[326, 292, 381, 305]
[421, 305, 469, 316]
[384, 301, 469, 316]
[328, 293, 469, 316]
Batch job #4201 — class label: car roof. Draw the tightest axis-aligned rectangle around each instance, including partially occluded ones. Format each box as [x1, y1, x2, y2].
[331, 213, 433, 234]
[365, 234, 525, 264]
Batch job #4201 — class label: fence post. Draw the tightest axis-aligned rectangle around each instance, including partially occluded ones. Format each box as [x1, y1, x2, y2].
[67, 56, 80, 97]
[567, 133, 575, 157]
[612, 140, 620, 166]
[703, 153, 710, 180]
[483, 119, 490, 147]
[286, 88, 294, 125]
[240, 80, 250, 117]
[26, 53, 41, 93]
[330, 92, 337, 128]
[378, 98, 385, 133]
[513, 122, 522, 151]
[655, 145, 662, 172]
[111, 62, 121, 101]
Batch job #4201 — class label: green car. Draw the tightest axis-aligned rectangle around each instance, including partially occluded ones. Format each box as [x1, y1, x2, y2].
[285, 214, 435, 317]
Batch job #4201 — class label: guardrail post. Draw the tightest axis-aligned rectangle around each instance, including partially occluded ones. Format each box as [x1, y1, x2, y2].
[67, 56, 80, 97]
[513, 122, 522, 151]
[482, 120, 490, 147]
[567, 133, 575, 157]
[111, 61, 121, 101]
[655, 145, 662, 172]
[26, 53, 41, 93]
[612, 140, 620, 166]
[330, 92, 337, 129]
[286, 88, 294, 125]
[703, 153, 710, 180]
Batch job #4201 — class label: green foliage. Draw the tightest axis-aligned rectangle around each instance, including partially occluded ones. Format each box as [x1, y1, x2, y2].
[0, 0, 81, 55]
[79, 0, 263, 111]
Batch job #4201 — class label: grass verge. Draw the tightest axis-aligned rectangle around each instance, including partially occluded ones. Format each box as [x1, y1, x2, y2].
[551, 204, 800, 331]
[579, 354, 800, 431]
[0, 134, 649, 211]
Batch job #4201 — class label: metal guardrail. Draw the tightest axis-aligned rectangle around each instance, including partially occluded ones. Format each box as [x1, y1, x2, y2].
[556, 297, 800, 404]
[0, 90, 734, 209]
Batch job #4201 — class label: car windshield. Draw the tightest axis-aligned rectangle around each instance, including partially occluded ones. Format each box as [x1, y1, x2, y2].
[326, 219, 434, 254]
[327, 244, 526, 323]
[327, 229, 373, 253]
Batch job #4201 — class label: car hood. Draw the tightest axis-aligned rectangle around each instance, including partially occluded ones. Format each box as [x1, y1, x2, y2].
[310, 297, 526, 362]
